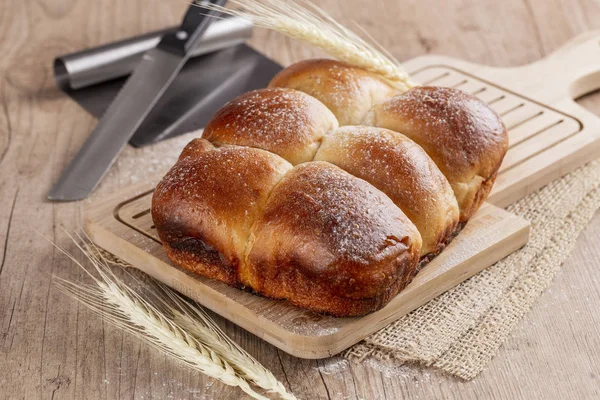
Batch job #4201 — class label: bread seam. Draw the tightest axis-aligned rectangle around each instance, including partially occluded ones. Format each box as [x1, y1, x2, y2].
[239, 161, 293, 288]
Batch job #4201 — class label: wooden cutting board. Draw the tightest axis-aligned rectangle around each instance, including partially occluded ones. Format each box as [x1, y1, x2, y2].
[86, 190, 529, 359]
[85, 31, 600, 359]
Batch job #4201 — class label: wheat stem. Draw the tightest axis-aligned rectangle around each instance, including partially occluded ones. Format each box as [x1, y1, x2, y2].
[161, 288, 296, 399]
[51, 234, 295, 400]
[199, 0, 417, 91]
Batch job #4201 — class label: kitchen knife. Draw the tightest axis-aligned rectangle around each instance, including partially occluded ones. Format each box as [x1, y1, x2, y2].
[48, 0, 227, 201]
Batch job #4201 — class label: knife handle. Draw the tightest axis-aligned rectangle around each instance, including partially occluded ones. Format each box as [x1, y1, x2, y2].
[158, 0, 228, 56]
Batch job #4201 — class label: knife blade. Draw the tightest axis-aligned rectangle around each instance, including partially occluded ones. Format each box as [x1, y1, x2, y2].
[49, 0, 227, 201]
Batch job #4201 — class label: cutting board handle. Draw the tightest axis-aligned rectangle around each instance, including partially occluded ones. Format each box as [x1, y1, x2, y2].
[531, 31, 600, 100]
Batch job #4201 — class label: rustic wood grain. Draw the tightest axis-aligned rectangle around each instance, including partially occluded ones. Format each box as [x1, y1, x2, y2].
[1, 0, 599, 399]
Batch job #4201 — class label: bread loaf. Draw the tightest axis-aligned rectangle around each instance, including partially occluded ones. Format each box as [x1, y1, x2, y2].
[152, 59, 508, 316]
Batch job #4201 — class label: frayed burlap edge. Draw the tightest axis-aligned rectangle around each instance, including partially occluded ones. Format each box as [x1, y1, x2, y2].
[345, 160, 600, 380]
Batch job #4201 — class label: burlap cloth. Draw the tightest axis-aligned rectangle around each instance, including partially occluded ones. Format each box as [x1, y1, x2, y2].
[344, 159, 600, 380]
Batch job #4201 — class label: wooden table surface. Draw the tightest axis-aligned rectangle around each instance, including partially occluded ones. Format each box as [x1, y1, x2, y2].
[1, 0, 600, 399]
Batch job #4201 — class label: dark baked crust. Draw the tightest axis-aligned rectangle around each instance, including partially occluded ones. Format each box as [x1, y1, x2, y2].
[269, 59, 399, 125]
[151, 139, 292, 286]
[364, 86, 508, 221]
[246, 256, 417, 317]
[245, 162, 422, 316]
[202, 88, 338, 165]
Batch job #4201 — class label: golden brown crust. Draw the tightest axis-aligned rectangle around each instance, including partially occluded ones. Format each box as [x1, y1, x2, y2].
[245, 162, 422, 316]
[364, 86, 508, 221]
[269, 59, 399, 125]
[314, 126, 459, 256]
[202, 88, 338, 165]
[151, 139, 292, 286]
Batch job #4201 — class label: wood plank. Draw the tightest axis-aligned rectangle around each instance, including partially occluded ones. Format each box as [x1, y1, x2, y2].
[2, 0, 600, 398]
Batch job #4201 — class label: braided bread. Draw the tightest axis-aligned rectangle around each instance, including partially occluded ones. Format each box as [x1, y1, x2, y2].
[152, 59, 508, 316]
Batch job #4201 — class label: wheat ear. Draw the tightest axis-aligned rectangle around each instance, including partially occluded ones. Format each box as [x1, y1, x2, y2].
[152, 286, 296, 400]
[199, 0, 417, 91]
[50, 233, 285, 400]
[80, 247, 296, 399]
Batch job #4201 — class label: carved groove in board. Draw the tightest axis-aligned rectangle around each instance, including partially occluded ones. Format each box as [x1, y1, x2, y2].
[507, 111, 545, 131]
[490, 97, 521, 115]
[132, 208, 151, 220]
[418, 71, 450, 85]
[509, 116, 565, 146]
[477, 86, 506, 103]
[454, 80, 481, 93]
[451, 79, 469, 88]
[499, 103, 525, 117]
[501, 120, 581, 173]
[114, 189, 159, 242]
[432, 74, 469, 88]
[487, 94, 507, 105]
[502, 106, 543, 129]
[470, 87, 487, 96]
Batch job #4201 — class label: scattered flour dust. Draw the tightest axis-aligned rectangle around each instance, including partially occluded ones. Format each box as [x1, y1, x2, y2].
[314, 355, 425, 379]
[126, 379, 216, 400]
[91, 131, 197, 201]
[362, 357, 423, 380]
[314, 356, 438, 388]
[315, 358, 351, 375]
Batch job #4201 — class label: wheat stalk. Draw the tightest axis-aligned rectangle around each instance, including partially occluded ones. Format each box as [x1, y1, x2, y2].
[50, 232, 295, 400]
[162, 290, 296, 400]
[149, 284, 295, 399]
[199, 0, 417, 91]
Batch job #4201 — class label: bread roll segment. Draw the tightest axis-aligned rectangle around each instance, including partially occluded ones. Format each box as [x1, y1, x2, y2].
[269, 59, 399, 125]
[364, 86, 508, 221]
[202, 88, 338, 165]
[245, 162, 422, 316]
[314, 126, 460, 256]
[151, 139, 293, 286]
